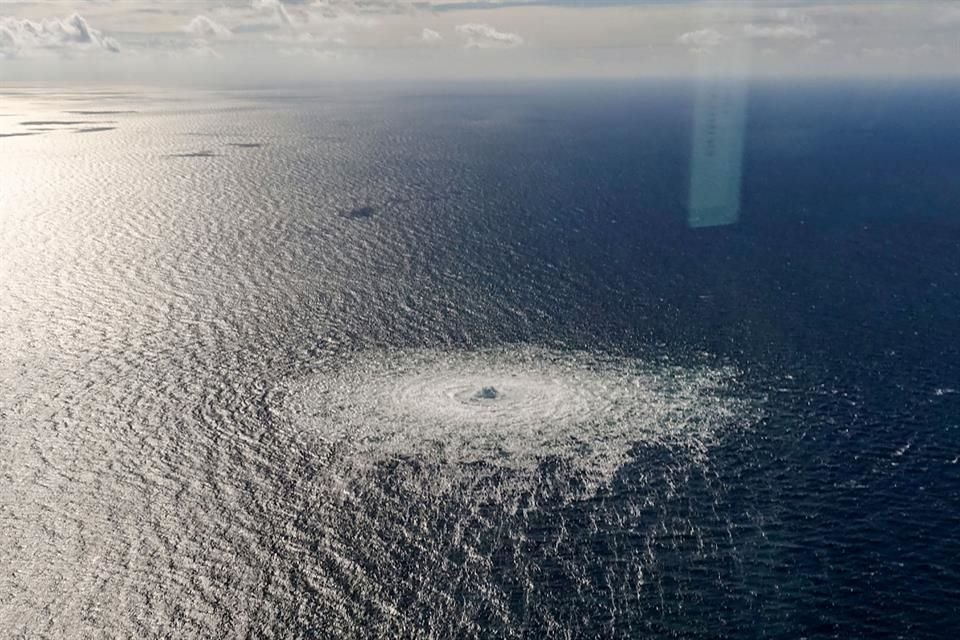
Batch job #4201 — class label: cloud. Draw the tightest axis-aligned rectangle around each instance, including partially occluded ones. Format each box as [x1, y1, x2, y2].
[455, 23, 522, 49]
[744, 12, 817, 40]
[0, 14, 119, 58]
[676, 10, 817, 55]
[251, 0, 297, 26]
[182, 44, 223, 59]
[421, 27, 442, 43]
[183, 16, 233, 39]
[3, 0, 958, 80]
[744, 23, 817, 40]
[936, 7, 960, 26]
[265, 30, 347, 46]
[677, 28, 726, 52]
[278, 47, 346, 62]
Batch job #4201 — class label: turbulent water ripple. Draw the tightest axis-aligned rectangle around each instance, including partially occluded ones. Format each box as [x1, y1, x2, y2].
[282, 346, 757, 485]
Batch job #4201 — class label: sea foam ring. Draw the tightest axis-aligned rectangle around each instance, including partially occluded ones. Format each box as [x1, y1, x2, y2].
[282, 346, 756, 481]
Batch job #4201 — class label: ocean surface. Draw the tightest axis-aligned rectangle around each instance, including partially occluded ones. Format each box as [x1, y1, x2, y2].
[1, 81, 959, 638]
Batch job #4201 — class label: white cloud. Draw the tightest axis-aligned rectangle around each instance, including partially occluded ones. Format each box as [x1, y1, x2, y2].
[183, 44, 223, 59]
[2, 1, 959, 80]
[744, 23, 817, 40]
[744, 12, 817, 41]
[421, 27, 442, 43]
[803, 38, 835, 55]
[251, 0, 296, 26]
[183, 15, 233, 39]
[0, 14, 119, 58]
[936, 7, 960, 26]
[455, 23, 522, 49]
[265, 30, 347, 46]
[279, 47, 345, 62]
[677, 28, 726, 52]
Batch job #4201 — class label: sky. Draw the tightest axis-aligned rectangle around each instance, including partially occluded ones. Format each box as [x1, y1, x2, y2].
[1, 1, 959, 83]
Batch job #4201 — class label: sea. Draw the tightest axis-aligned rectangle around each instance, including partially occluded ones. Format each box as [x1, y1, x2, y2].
[1, 80, 959, 638]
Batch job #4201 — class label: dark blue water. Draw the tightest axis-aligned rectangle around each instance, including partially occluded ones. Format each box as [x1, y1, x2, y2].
[386, 82, 960, 638]
[2, 81, 959, 638]
[519, 82, 960, 637]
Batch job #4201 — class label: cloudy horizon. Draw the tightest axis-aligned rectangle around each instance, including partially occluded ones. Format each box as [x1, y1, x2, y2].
[2, 1, 959, 84]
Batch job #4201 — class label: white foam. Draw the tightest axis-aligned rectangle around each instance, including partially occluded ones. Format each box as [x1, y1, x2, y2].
[282, 346, 757, 483]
